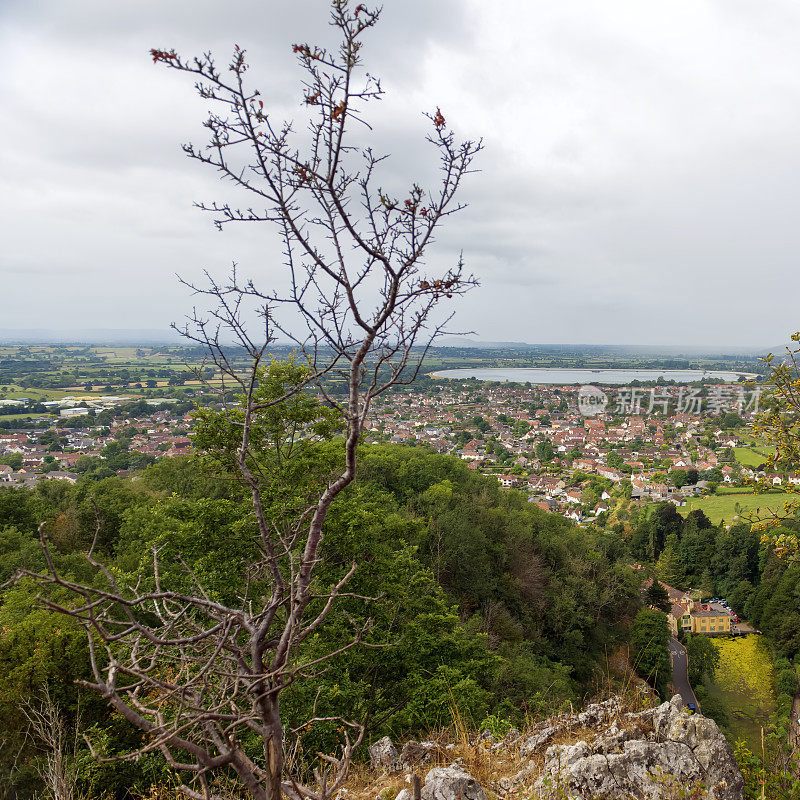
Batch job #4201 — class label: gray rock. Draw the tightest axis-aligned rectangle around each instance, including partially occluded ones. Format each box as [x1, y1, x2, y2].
[421, 767, 486, 800]
[399, 740, 439, 767]
[591, 721, 633, 754]
[519, 725, 561, 756]
[538, 739, 703, 799]
[542, 740, 592, 773]
[651, 693, 685, 739]
[369, 736, 398, 769]
[665, 710, 744, 800]
[519, 724, 562, 756]
[395, 791, 411, 800]
[576, 696, 622, 727]
[533, 695, 743, 800]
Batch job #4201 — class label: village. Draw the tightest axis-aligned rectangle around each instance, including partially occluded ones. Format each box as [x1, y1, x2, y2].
[0, 376, 788, 526]
[0, 397, 193, 487]
[364, 377, 785, 524]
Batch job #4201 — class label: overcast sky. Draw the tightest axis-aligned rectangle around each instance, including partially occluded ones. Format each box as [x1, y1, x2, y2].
[2, 0, 800, 348]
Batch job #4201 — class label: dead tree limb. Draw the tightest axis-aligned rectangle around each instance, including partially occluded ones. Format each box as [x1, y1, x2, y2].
[23, 3, 480, 799]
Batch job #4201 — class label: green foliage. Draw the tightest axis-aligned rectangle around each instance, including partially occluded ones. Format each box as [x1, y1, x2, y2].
[746, 545, 800, 656]
[534, 440, 554, 463]
[668, 469, 689, 489]
[0, 423, 645, 796]
[645, 580, 671, 612]
[775, 664, 797, 697]
[656, 535, 685, 589]
[0, 452, 23, 470]
[192, 359, 342, 529]
[630, 609, 672, 698]
[733, 738, 800, 800]
[685, 633, 720, 686]
[693, 684, 729, 729]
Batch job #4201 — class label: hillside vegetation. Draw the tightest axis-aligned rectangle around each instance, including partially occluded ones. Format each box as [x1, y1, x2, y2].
[0, 447, 641, 799]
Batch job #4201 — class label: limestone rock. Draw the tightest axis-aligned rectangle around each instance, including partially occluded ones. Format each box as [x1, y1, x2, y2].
[519, 725, 562, 756]
[399, 740, 439, 767]
[651, 693, 685, 739]
[542, 740, 592, 773]
[538, 739, 702, 799]
[369, 736, 398, 769]
[576, 696, 622, 727]
[534, 695, 743, 800]
[591, 721, 633, 754]
[665, 710, 744, 800]
[421, 767, 486, 800]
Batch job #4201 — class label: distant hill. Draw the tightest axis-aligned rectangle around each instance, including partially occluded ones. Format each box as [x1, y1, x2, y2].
[0, 330, 773, 358]
[0, 328, 185, 345]
[435, 338, 767, 357]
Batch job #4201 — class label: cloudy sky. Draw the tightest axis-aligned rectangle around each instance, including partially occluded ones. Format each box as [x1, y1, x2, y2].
[2, 0, 800, 348]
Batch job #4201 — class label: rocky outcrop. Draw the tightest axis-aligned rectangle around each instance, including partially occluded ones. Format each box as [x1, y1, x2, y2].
[534, 694, 743, 800]
[519, 725, 562, 757]
[399, 740, 440, 767]
[380, 694, 742, 800]
[421, 767, 486, 800]
[369, 735, 398, 769]
[517, 697, 624, 758]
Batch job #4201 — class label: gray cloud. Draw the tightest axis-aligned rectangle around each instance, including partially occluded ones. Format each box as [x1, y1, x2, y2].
[2, 0, 800, 347]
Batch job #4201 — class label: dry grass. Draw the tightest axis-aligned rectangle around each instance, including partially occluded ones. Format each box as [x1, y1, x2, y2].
[340, 680, 658, 800]
[131, 675, 661, 800]
[132, 775, 248, 800]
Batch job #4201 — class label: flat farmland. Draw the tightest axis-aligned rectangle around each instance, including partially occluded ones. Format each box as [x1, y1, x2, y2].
[681, 492, 800, 525]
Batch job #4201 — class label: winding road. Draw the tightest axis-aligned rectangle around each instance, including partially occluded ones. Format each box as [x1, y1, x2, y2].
[669, 637, 701, 711]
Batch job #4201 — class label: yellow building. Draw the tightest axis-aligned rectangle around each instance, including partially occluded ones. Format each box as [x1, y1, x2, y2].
[670, 603, 692, 636]
[645, 580, 734, 636]
[687, 605, 731, 635]
[666, 594, 732, 636]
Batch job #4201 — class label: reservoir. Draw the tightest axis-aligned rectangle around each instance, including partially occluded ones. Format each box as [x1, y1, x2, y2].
[429, 368, 751, 384]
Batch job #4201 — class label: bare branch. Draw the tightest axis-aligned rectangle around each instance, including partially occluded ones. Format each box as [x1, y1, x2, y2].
[28, 4, 479, 799]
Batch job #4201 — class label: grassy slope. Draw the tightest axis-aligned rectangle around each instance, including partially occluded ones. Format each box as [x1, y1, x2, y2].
[680, 493, 800, 525]
[705, 635, 775, 750]
[734, 447, 769, 468]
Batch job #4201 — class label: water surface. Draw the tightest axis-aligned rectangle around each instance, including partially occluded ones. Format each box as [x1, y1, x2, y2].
[429, 368, 749, 385]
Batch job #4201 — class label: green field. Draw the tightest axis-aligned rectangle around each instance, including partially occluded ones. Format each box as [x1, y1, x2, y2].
[733, 447, 768, 467]
[0, 384, 67, 400]
[681, 492, 800, 525]
[705, 635, 775, 750]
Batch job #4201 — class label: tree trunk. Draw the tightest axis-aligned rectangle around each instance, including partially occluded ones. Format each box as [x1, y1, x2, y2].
[265, 708, 284, 800]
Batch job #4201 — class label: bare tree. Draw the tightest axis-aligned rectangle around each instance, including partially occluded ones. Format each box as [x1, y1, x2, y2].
[24, 2, 480, 799]
[22, 686, 81, 800]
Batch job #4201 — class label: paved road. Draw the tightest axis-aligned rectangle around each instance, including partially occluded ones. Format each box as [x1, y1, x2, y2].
[669, 637, 701, 712]
[790, 682, 800, 755]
